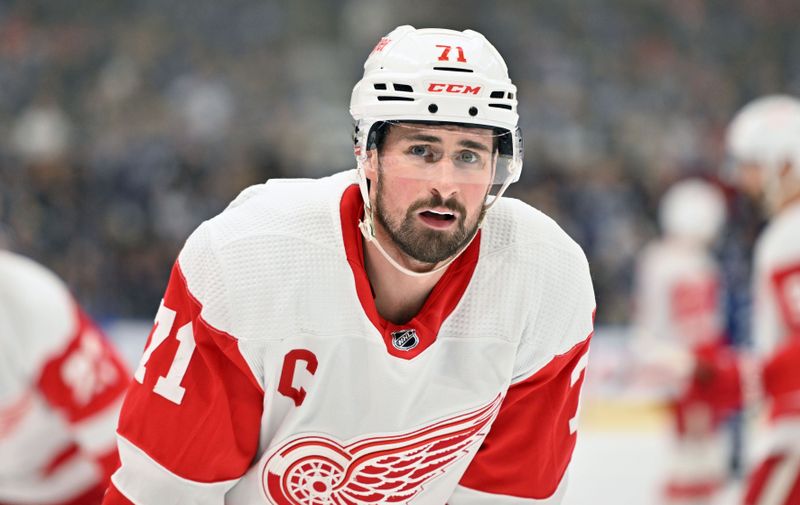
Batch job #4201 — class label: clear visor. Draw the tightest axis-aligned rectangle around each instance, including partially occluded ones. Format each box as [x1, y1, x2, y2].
[363, 121, 522, 206]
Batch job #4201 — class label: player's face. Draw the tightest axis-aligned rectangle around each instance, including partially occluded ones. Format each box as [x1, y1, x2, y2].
[368, 123, 495, 264]
[734, 161, 766, 200]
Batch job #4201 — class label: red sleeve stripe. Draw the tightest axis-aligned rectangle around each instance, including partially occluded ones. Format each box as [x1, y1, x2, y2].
[43, 443, 80, 477]
[0, 392, 33, 439]
[459, 333, 592, 500]
[744, 453, 800, 505]
[116, 262, 264, 483]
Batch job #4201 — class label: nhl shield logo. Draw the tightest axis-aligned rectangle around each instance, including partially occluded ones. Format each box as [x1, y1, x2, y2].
[391, 329, 419, 351]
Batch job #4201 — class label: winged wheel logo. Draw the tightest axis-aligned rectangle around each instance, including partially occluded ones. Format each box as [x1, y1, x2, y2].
[261, 394, 502, 504]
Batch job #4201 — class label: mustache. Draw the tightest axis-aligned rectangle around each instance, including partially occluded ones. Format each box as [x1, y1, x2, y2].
[408, 193, 467, 216]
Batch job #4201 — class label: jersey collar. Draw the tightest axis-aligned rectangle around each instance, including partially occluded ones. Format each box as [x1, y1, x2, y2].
[339, 184, 480, 360]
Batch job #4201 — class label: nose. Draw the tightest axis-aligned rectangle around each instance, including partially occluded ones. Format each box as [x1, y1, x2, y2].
[428, 158, 460, 199]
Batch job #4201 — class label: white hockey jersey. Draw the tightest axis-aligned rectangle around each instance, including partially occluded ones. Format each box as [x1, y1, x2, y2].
[630, 238, 725, 397]
[631, 237, 735, 505]
[0, 251, 130, 505]
[632, 238, 724, 350]
[105, 170, 596, 505]
[752, 202, 800, 427]
[753, 202, 800, 357]
[740, 204, 800, 505]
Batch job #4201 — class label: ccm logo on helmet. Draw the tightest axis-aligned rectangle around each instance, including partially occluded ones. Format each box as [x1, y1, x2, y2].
[427, 83, 482, 94]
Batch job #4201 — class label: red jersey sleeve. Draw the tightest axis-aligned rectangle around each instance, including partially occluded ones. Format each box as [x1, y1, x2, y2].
[104, 261, 264, 505]
[452, 334, 592, 504]
[761, 337, 800, 419]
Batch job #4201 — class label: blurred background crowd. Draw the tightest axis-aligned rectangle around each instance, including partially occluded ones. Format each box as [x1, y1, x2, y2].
[0, 0, 798, 325]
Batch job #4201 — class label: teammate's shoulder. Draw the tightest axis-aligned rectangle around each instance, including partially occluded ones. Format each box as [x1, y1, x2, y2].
[486, 196, 586, 259]
[0, 251, 77, 361]
[0, 251, 72, 306]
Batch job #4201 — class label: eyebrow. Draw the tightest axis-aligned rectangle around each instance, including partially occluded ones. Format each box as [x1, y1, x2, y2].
[400, 133, 492, 152]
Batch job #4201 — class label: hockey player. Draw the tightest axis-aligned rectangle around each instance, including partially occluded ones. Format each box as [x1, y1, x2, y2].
[725, 94, 800, 505]
[103, 26, 596, 505]
[631, 178, 740, 504]
[0, 250, 130, 505]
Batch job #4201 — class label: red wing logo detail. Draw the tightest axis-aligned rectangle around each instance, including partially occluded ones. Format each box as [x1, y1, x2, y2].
[0, 392, 33, 439]
[261, 394, 503, 505]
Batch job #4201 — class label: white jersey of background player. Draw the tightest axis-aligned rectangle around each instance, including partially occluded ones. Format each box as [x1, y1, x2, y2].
[726, 94, 800, 505]
[103, 26, 595, 505]
[0, 250, 130, 505]
[631, 179, 732, 504]
[632, 179, 727, 384]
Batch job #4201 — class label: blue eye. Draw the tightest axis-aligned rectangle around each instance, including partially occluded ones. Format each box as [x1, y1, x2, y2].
[457, 151, 480, 164]
[409, 145, 429, 157]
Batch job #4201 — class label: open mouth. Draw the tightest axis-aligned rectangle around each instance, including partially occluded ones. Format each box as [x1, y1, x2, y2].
[417, 209, 459, 229]
[419, 210, 456, 222]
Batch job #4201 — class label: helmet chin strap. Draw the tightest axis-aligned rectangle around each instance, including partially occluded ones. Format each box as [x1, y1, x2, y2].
[358, 207, 471, 278]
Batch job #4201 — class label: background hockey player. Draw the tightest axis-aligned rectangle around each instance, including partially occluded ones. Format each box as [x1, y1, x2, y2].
[631, 178, 741, 504]
[725, 94, 800, 505]
[0, 250, 130, 505]
[103, 25, 596, 505]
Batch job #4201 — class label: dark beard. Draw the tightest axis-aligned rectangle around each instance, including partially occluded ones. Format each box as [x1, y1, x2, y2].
[374, 178, 481, 264]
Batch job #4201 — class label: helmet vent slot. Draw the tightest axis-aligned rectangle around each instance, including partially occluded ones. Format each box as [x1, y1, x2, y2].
[373, 83, 387, 90]
[432, 67, 474, 73]
[489, 103, 513, 110]
[490, 91, 505, 99]
[392, 83, 414, 92]
[377, 96, 415, 102]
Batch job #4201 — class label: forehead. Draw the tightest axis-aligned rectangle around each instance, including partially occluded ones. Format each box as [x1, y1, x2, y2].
[385, 122, 494, 145]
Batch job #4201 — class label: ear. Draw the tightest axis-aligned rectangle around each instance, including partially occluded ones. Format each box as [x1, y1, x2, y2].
[774, 160, 800, 210]
[364, 149, 378, 180]
[779, 160, 793, 181]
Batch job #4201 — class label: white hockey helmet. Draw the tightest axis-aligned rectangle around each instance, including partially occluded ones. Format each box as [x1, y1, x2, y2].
[726, 95, 800, 181]
[659, 178, 727, 244]
[350, 25, 523, 209]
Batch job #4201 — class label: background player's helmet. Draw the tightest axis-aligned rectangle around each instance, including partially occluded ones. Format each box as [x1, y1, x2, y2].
[725, 95, 800, 207]
[659, 179, 727, 245]
[726, 95, 800, 172]
[350, 25, 523, 209]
